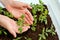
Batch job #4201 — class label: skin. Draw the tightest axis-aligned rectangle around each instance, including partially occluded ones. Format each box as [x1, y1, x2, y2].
[0, 0, 34, 37]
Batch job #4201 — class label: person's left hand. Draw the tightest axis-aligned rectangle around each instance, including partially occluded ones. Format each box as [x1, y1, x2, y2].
[3, 0, 34, 25]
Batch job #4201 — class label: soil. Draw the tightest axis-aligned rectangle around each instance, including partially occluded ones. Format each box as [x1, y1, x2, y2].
[0, 5, 59, 40]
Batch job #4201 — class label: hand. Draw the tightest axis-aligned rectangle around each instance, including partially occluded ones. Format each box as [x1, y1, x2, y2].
[0, 15, 30, 37]
[1, 0, 34, 25]
[0, 0, 34, 37]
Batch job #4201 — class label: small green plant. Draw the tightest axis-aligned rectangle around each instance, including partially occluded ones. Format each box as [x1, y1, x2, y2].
[13, 37, 22, 40]
[38, 28, 46, 40]
[16, 14, 25, 33]
[39, 9, 48, 24]
[38, 24, 56, 40]
[0, 27, 7, 35]
[31, 15, 37, 31]
[46, 24, 56, 36]
[31, 26, 36, 31]
[31, 0, 48, 31]
[24, 37, 32, 40]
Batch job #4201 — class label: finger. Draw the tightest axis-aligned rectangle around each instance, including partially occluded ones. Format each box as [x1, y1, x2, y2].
[7, 27, 16, 38]
[13, 26, 20, 33]
[12, 24, 20, 33]
[25, 9, 34, 21]
[25, 14, 33, 25]
[5, 5, 23, 18]
[11, 1, 32, 9]
[11, 1, 26, 9]
[23, 4, 32, 9]
[24, 18, 30, 25]
[14, 27, 20, 33]
[17, 25, 30, 33]
[22, 26, 30, 32]
[13, 5, 25, 10]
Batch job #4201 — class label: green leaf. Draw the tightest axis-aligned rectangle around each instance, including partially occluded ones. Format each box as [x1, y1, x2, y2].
[42, 28, 45, 33]
[45, 33, 48, 37]
[44, 9, 48, 15]
[39, 34, 46, 40]
[17, 19, 24, 26]
[46, 30, 51, 32]
[13, 37, 22, 40]
[27, 38, 32, 40]
[38, 24, 56, 40]
[32, 23, 36, 27]
[42, 35, 46, 39]
[32, 8, 36, 15]
[31, 26, 36, 31]
[52, 32, 56, 36]
[39, 37, 42, 40]
[44, 19, 47, 24]
[3, 31, 7, 35]
[46, 28, 48, 32]
[18, 27, 23, 33]
[17, 14, 25, 27]
[39, 0, 44, 5]
[38, 34, 42, 37]
[0, 31, 2, 35]
[24, 37, 32, 40]
[21, 14, 25, 19]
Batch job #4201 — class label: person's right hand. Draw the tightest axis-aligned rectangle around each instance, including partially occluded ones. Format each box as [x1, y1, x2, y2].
[0, 0, 34, 25]
[0, 15, 30, 37]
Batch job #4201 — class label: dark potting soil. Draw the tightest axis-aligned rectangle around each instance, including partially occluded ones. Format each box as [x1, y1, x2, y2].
[0, 5, 59, 40]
